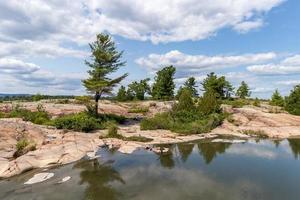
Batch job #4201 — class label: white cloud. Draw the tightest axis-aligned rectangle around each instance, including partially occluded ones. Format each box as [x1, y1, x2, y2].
[0, 40, 88, 59]
[276, 80, 300, 86]
[0, 58, 40, 74]
[233, 19, 264, 33]
[0, 58, 85, 93]
[136, 50, 276, 74]
[247, 54, 300, 75]
[0, 0, 284, 49]
[281, 55, 300, 66]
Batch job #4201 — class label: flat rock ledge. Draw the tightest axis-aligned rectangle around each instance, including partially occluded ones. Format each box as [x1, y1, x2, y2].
[0, 119, 216, 178]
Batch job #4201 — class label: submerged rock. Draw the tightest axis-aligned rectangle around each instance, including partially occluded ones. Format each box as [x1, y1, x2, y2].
[24, 173, 54, 185]
[118, 143, 142, 154]
[57, 176, 71, 183]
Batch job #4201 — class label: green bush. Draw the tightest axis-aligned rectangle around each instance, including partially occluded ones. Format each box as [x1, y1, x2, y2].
[242, 130, 268, 138]
[8, 106, 50, 125]
[253, 98, 260, 107]
[75, 96, 91, 104]
[107, 122, 120, 138]
[52, 112, 101, 132]
[16, 138, 29, 152]
[51, 111, 125, 133]
[141, 112, 224, 135]
[140, 112, 173, 130]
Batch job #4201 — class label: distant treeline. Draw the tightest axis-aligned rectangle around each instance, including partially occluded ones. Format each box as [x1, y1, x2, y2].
[0, 94, 75, 102]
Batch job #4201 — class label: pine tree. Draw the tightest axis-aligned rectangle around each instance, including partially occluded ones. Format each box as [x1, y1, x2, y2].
[83, 33, 128, 115]
[201, 72, 234, 99]
[285, 85, 300, 115]
[116, 86, 127, 102]
[184, 77, 198, 97]
[236, 81, 251, 99]
[152, 66, 176, 100]
[270, 89, 284, 107]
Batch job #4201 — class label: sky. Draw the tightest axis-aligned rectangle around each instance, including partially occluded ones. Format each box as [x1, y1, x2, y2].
[0, 0, 299, 98]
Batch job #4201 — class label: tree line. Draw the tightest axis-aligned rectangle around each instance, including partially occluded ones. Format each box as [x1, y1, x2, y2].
[64, 32, 299, 117]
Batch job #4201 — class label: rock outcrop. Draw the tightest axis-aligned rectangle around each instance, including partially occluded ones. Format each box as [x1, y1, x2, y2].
[1, 102, 300, 178]
[213, 105, 300, 138]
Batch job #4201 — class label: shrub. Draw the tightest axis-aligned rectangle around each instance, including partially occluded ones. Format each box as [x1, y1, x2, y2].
[242, 129, 268, 138]
[14, 139, 36, 157]
[52, 112, 101, 132]
[140, 112, 172, 130]
[107, 122, 120, 137]
[253, 98, 260, 107]
[75, 96, 91, 104]
[8, 106, 50, 125]
[52, 112, 125, 133]
[141, 112, 224, 135]
[16, 138, 29, 152]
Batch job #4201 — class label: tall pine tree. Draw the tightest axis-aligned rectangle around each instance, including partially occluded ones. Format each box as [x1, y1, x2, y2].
[83, 33, 127, 115]
[152, 66, 176, 100]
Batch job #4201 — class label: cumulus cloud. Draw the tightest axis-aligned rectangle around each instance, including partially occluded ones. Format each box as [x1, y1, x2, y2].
[0, 58, 40, 74]
[136, 50, 276, 74]
[247, 54, 300, 75]
[0, 58, 84, 93]
[0, 40, 88, 58]
[0, 0, 284, 48]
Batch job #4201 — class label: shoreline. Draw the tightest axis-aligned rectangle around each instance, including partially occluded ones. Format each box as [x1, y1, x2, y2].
[1, 101, 300, 178]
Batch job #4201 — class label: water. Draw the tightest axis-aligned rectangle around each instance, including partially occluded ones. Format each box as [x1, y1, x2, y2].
[1, 139, 300, 200]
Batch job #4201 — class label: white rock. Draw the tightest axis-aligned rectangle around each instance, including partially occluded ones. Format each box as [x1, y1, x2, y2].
[24, 173, 54, 185]
[86, 152, 100, 160]
[57, 176, 71, 183]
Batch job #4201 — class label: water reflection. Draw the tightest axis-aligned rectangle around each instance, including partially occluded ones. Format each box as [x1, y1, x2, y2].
[74, 159, 125, 200]
[177, 143, 194, 162]
[288, 139, 300, 159]
[197, 142, 231, 164]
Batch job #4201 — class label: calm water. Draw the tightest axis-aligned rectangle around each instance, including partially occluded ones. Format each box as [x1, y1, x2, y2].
[2, 139, 300, 200]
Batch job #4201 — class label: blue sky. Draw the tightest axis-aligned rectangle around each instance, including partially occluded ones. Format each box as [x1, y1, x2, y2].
[0, 0, 299, 98]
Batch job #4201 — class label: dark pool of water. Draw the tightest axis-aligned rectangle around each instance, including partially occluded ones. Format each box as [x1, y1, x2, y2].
[2, 139, 300, 200]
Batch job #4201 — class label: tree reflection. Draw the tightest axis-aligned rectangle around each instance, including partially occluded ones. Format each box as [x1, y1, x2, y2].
[154, 145, 175, 169]
[288, 139, 300, 159]
[74, 160, 125, 200]
[177, 143, 195, 162]
[197, 142, 231, 164]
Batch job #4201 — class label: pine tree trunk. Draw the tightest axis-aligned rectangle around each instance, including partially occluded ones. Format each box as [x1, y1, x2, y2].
[95, 92, 100, 116]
